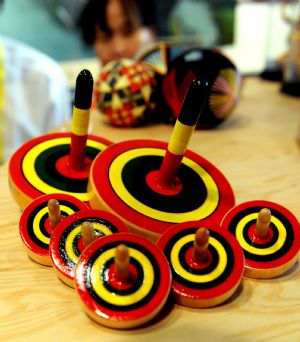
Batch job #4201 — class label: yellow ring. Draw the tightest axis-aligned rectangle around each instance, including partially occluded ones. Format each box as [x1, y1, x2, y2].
[22, 137, 106, 202]
[168, 121, 195, 155]
[170, 234, 227, 283]
[109, 148, 219, 222]
[91, 247, 154, 306]
[32, 204, 75, 244]
[65, 223, 113, 264]
[235, 213, 286, 255]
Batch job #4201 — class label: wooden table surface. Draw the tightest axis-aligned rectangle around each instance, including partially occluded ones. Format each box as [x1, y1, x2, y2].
[1, 77, 300, 341]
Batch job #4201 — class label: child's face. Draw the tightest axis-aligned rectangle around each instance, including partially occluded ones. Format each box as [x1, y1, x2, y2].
[94, 0, 141, 65]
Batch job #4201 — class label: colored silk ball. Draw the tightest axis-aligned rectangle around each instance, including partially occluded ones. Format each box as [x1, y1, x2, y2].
[95, 59, 156, 127]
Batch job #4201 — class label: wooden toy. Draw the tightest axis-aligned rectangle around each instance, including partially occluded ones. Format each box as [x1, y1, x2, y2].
[49, 209, 129, 287]
[221, 200, 300, 278]
[75, 232, 171, 329]
[89, 78, 235, 241]
[157, 220, 244, 308]
[9, 69, 113, 209]
[94, 59, 156, 127]
[136, 41, 173, 76]
[19, 193, 88, 266]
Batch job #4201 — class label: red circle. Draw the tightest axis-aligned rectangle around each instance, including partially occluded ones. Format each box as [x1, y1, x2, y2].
[247, 223, 274, 245]
[49, 209, 129, 283]
[75, 232, 171, 327]
[55, 155, 92, 179]
[89, 139, 235, 236]
[9, 132, 112, 208]
[184, 247, 213, 270]
[157, 220, 244, 304]
[220, 200, 300, 271]
[19, 193, 88, 262]
[146, 170, 183, 196]
[107, 263, 138, 291]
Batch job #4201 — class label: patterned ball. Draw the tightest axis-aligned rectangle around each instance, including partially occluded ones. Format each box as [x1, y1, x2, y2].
[95, 59, 157, 127]
[158, 48, 242, 129]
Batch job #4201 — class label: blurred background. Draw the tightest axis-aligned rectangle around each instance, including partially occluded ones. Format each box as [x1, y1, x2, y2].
[0, 0, 298, 77]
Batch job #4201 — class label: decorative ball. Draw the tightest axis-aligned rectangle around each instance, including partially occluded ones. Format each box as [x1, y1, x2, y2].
[94, 59, 157, 127]
[158, 48, 242, 129]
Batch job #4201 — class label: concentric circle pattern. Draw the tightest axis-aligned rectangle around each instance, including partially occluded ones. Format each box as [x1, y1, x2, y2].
[221, 200, 300, 278]
[19, 193, 88, 266]
[89, 139, 235, 239]
[75, 233, 171, 329]
[157, 221, 244, 307]
[49, 209, 129, 287]
[9, 132, 112, 208]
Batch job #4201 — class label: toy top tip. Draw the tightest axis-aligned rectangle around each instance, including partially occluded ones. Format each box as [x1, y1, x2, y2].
[178, 77, 209, 126]
[75, 69, 94, 109]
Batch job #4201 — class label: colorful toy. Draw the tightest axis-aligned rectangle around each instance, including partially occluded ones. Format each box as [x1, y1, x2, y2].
[157, 221, 244, 308]
[136, 41, 178, 76]
[9, 70, 112, 208]
[49, 209, 129, 287]
[89, 78, 235, 241]
[94, 59, 156, 127]
[159, 48, 241, 128]
[221, 200, 300, 278]
[19, 193, 88, 266]
[75, 232, 171, 329]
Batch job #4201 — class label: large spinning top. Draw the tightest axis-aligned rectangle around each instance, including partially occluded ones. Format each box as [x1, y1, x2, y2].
[9, 70, 112, 209]
[89, 78, 235, 241]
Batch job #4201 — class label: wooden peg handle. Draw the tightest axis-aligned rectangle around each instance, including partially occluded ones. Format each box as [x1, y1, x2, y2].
[115, 244, 130, 283]
[81, 221, 96, 248]
[255, 208, 271, 239]
[193, 228, 209, 264]
[48, 199, 61, 230]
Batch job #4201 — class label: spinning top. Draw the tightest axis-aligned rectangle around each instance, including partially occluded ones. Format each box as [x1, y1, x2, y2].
[19, 193, 88, 266]
[9, 69, 112, 209]
[89, 78, 235, 241]
[75, 232, 171, 329]
[157, 221, 244, 308]
[49, 209, 129, 287]
[221, 200, 300, 278]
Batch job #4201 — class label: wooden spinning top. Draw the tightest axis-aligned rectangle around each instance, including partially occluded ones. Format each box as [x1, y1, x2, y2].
[9, 69, 112, 209]
[75, 232, 171, 329]
[221, 200, 300, 278]
[89, 78, 235, 242]
[19, 193, 88, 266]
[157, 220, 244, 308]
[49, 209, 129, 287]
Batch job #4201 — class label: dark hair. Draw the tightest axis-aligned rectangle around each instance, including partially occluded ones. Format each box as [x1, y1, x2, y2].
[79, 0, 156, 45]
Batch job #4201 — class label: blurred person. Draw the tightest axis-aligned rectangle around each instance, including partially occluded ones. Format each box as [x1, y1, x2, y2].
[79, 0, 157, 66]
[0, 34, 71, 163]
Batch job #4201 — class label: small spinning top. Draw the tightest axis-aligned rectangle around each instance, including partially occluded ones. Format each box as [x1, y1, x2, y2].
[75, 233, 171, 329]
[89, 78, 235, 241]
[19, 193, 88, 266]
[49, 209, 129, 287]
[221, 200, 300, 278]
[157, 221, 244, 308]
[9, 69, 112, 209]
